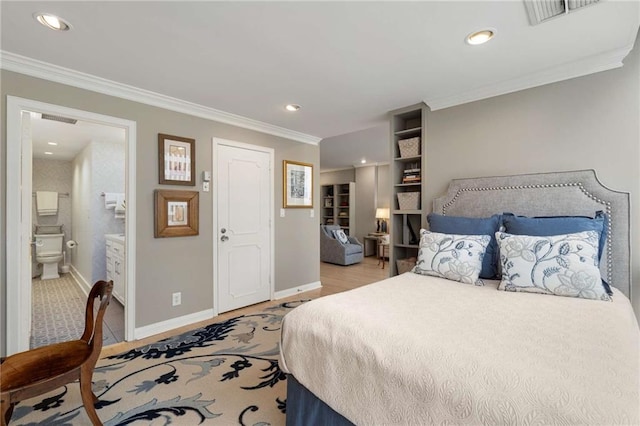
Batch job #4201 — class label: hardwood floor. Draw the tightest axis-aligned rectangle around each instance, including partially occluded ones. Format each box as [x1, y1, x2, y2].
[102, 256, 389, 357]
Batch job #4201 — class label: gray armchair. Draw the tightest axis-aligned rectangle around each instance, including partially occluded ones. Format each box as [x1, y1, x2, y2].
[320, 225, 364, 266]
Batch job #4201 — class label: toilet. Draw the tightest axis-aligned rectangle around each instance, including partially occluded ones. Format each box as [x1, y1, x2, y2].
[34, 225, 64, 280]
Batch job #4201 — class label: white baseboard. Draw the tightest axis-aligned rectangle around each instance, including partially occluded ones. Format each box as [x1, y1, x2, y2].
[274, 281, 322, 299]
[134, 309, 214, 340]
[69, 265, 91, 296]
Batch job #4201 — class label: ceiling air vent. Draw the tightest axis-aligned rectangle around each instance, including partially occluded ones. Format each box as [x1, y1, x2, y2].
[524, 0, 599, 25]
[40, 113, 78, 125]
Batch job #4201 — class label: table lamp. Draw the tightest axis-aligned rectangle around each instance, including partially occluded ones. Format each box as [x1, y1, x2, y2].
[376, 208, 390, 233]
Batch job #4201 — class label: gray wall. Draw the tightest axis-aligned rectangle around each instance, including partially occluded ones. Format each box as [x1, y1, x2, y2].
[377, 164, 390, 210]
[319, 168, 355, 185]
[1, 70, 320, 354]
[355, 166, 376, 242]
[425, 37, 640, 320]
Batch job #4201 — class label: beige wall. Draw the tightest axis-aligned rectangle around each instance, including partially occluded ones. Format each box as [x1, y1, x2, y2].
[425, 38, 640, 320]
[1, 70, 320, 355]
[376, 164, 390, 210]
[355, 166, 376, 242]
[319, 168, 355, 185]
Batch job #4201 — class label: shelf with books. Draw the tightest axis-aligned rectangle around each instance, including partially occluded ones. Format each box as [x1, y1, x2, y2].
[321, 182, 355, 235]
[389, 103, 427, 276]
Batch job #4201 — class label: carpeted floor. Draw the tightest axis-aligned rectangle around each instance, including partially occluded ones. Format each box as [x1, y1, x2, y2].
[11, 300, 306, 425]
[31, 274, 124, 348]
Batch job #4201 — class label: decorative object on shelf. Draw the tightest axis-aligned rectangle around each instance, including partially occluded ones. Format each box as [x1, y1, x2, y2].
[158, 133, 195, 186]
[398, 137, 420, 158]
[283, 160, 313, 208]
[397, 192, 420, 210]
[396, 257, 417, 274]
[376, 208, 390, 233]
[154, 189, 199, 237]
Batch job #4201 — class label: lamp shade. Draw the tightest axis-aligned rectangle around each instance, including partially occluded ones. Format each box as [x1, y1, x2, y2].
[376, 208, 390, 219]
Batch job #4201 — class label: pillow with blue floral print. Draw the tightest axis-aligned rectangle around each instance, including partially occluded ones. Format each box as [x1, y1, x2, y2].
[495, 230, 610, 301]
[412, 229, 490, 285]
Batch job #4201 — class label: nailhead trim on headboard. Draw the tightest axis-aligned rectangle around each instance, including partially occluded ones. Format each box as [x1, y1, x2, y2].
[440, 182, 614, 286]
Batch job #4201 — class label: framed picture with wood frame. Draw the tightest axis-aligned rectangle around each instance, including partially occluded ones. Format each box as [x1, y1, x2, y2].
[154, 190, 199, 237]
[158, 133, 195, 185]
[283, 160, 313, 208]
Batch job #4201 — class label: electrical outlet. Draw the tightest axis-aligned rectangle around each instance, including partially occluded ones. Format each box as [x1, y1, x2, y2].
[172, 292, 181, 306]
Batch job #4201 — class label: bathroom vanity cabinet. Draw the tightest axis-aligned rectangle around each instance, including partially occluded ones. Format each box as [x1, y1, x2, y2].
[105, 234, 125, 305]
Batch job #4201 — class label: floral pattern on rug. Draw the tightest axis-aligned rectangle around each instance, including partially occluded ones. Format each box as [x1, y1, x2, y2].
[11, 300, 306, 425]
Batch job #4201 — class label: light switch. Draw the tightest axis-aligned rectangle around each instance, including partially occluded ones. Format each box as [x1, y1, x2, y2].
[310, 210, 314, 218]
[202, 182, 210, 192]
[280, 208, 285, 218]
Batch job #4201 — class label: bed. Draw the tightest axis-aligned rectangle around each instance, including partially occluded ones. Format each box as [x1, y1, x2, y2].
[280, 170, 640, 425]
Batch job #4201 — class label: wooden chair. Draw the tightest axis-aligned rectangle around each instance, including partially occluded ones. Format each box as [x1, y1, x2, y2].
[1, 280, 113, 426]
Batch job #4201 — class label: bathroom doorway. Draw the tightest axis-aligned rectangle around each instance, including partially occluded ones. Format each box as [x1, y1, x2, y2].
[6, 97, 137, 354]
[30, 115, 126, 348]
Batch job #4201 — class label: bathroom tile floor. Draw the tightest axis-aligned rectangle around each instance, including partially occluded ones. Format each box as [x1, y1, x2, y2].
[31, 273, 124, 349]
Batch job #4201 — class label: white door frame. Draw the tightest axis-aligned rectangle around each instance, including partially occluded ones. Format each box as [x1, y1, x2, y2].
[211, 137, 274, 316]
[6, 96, 137, 354]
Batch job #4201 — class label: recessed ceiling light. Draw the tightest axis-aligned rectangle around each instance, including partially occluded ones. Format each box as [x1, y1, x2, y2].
[47, 142, 58, 146]
[34, 13, 71, 31]
[285, 104, 301, 112]
[44, 151, 54, 155]
[466, 29, 496, 45]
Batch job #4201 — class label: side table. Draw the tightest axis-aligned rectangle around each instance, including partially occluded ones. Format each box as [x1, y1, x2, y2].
[363, 236, 379, 257]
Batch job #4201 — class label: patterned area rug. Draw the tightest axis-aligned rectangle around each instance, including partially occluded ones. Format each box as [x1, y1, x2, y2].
[11, 300, 305, 425]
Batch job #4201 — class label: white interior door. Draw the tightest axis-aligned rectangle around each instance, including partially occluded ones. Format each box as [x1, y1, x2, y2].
[215, 140, 273, 313]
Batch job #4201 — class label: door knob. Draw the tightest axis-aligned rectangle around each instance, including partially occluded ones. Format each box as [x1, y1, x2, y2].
[221, 228, 226, 234]
[221, 235, 229, 242]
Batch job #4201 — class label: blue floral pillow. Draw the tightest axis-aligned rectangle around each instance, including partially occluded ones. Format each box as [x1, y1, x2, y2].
[496, 230, 610, 301]
[412, 230, 490, 285]
[428, 213, 501, 279]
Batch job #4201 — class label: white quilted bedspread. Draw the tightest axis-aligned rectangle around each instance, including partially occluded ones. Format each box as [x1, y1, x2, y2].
[280, 273, 640, 425]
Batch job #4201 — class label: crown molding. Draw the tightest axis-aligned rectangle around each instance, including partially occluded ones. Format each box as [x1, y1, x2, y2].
[0, 50, 321, 145]
[425, 43, 635, 111]
[320, 166, 355, 174]
[353, 161, 390, 169]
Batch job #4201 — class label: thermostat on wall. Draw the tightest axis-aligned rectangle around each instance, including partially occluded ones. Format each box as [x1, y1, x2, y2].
[202, 171, 211, 182]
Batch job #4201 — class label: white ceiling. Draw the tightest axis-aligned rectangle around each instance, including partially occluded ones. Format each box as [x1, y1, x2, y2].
[2, 1, 638, 169]
[31, 114, 125, 160]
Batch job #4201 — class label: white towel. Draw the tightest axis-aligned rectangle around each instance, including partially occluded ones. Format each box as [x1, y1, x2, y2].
[36, 191, 58, 216]
[114, 194, 126, 219]
[104, 193, 118, 209]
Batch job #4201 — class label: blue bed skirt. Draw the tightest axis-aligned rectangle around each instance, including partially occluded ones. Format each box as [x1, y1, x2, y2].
[286, 374, 354, 426]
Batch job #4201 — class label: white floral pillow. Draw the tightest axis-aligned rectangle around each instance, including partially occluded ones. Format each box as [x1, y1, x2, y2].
[412, 230, 490, 285]
[496, 230, 610, 301]
[333, 229, 349, 244]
